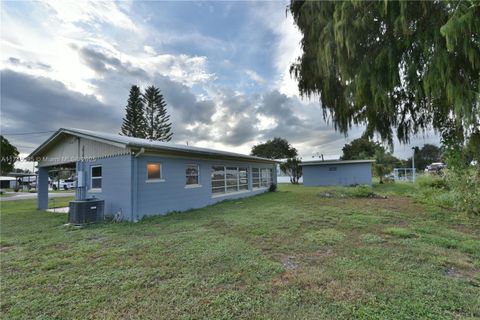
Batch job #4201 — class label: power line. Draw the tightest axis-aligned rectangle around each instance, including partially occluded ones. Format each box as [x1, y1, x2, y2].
[1, 130, 55, 136]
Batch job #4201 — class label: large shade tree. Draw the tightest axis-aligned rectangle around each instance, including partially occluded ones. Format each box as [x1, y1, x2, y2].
[290, 1, 480, 147]
[407, 144, 443, 171]
[340, 137, 383, 160]
[251, 137, 298, 159]
[0, 136, 19, 175]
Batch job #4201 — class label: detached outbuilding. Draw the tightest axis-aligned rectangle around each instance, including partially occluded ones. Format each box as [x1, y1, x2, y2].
[0, 176, 16, 189]
[301, 160, 374, 186]
[29, 128, 277, 221]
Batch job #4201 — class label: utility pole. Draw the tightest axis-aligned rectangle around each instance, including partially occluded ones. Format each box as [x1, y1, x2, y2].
[411, 147, 416, 183]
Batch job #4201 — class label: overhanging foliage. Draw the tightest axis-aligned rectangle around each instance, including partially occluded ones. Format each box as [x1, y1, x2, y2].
[290, 0, 480, 146]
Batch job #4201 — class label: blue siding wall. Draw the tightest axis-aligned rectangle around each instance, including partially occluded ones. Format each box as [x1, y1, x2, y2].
[84, 155, 133, 220]
[303, 163, 372, 186]
[135, 156, 276, 219]
[37, 167, 49, 210]
[80, 154, 276, 221]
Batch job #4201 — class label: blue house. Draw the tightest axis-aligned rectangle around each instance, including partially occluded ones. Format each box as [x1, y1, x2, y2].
[29, 128, 277, 221]
[301, 160, 374, 186]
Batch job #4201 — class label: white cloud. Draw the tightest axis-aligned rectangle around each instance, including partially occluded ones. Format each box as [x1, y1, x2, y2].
[141, 54, 214, 87]
[251, 2, 302, 97]
[41, 0, 139, 32]
[1, 0, 214, 101]
[143, 45, 157, 55]
[256, 114, 277, 131]
[0, 8, 97, 95]
[272, 15, 303, 97]
[245, 69, 265, 84]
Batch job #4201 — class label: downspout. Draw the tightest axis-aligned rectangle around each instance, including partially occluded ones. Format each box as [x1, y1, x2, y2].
[135, 148, 145, 158]
[76, 137, 86, 200]
[131, 148, 144, 222]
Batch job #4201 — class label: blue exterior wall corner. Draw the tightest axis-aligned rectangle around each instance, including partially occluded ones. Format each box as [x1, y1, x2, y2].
[83, 155, 134, 220]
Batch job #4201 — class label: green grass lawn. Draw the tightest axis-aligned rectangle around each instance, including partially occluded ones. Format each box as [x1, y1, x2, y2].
[0, 193, 15, 198]
[1, 184, 479, 319]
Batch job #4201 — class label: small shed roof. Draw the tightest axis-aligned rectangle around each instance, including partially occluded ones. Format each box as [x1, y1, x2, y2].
[0, 176, 17, 181]
[29, 128, 277, 164]
[300, 159, 375, 166]
[6, 172, 37, 177]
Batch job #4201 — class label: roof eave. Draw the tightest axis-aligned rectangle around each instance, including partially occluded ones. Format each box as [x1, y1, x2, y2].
[28, 129, 63, 159]
[28, 128, 128, 159]
[129, 145, 278, 164]
[300, 160, 375, 166]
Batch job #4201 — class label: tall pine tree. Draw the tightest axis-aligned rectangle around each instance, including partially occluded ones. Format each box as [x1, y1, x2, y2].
[121, 85, 146, 138]
[143, 85, 173, 141]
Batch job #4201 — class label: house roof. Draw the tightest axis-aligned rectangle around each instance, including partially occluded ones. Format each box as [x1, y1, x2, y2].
[300, 159, 375, 166]
[29, 128, 277, 164]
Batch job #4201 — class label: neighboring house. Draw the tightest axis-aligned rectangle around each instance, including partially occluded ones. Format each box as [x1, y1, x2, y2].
[301, 160, 374, 186]
[0, 176, 16, 189]
[29, 128, 277, 221]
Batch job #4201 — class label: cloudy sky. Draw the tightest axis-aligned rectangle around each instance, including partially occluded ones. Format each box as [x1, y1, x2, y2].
[1, 0, 439, 169]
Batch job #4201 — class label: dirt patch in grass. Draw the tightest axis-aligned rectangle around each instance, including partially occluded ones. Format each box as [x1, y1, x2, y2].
[282, 256, 301, 271]
[321, 279, 367, 303]
[0, 246, 14, 253]
[271, 270, 297, 288]
[445, 266, 480, 283]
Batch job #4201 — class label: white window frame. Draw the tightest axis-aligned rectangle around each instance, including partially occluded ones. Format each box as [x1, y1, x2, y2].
[238, 167, 249, 191]
[211, 165, 250, 197]
[90, 165, 102, 192]
[261, 168, 270, 188]
[211, 166, 226, 194]
[146, 163, 164, 183]
[185, 164, 201, 188]
[225, 166, 239, 194]
[253, 167, 269, 189]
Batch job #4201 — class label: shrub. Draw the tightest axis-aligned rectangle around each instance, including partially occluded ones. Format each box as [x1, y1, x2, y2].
[444, 167, 480, 215]
[345, 185, 374, 198]
[417, 175, 449, 190]
[269, 183, 277, 192]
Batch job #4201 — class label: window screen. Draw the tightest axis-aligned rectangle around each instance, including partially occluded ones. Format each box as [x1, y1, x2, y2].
[186, 165, 199, 185]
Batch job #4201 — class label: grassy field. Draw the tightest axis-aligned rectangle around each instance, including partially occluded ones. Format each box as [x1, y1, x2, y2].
[1, 183, 479, 319]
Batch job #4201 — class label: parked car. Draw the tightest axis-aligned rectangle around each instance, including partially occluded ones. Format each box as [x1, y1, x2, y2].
[425, 162, 446, 174]
[62, 179, 76, 190]
[52, 179, 77, 190]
